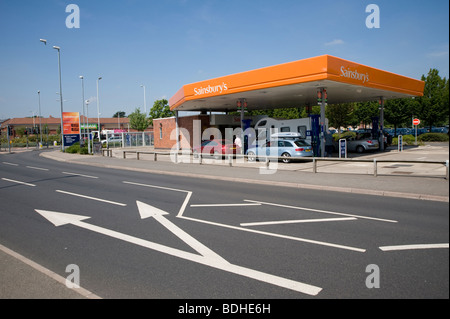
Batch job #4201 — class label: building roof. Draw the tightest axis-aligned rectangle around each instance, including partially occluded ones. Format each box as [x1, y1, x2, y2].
[169, 55, 425, 112]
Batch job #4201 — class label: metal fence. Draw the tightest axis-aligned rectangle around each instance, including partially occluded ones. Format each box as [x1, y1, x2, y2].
[104, 132, 153, 148]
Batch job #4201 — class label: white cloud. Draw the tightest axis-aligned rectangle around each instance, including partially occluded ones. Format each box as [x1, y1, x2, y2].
[324, 39, 345, 46]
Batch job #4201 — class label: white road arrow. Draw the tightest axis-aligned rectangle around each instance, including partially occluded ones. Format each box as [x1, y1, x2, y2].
[35, 209, 322, 296]
[136, 200, 227, 263]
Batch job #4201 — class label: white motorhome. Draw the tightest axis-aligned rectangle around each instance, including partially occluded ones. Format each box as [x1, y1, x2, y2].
[254, 117, 329, 142]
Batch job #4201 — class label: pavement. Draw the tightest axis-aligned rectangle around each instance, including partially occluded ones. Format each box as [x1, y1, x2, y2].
[1, 143, 448, 299]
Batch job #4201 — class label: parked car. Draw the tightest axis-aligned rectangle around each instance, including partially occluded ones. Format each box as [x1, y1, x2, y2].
[101, 135, 123, 145]
[246, 138, 313, 163]
[192, 139, 240, 159]
[334, 133, 379, 153]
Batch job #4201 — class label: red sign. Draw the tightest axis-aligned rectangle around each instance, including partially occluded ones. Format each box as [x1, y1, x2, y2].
[62, 112, 80, 135]
[413, 119, 420, 126]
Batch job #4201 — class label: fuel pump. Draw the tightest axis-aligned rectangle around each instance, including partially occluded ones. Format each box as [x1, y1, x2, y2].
[310, 114, 321, 157]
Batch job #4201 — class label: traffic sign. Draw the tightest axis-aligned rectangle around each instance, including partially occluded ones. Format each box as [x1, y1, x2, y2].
[413, 119, 420, 126]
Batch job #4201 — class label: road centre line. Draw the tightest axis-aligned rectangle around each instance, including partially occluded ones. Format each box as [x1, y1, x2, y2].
[2, 162, 18, 166]
[379, 243, 449, 251]
[241, 217, 357, 227]
[244, 200, 398, 223]
[55, 190, 127, 206]
[191, 203, 262, 207]
[26, 166, 49, 171]
[62, 172, 99, 179]
[1, 178, 36, 187]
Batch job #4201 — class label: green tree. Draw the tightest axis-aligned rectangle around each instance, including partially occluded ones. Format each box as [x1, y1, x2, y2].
[384, 98, 415, 136]
[113, 111, 126, 118]
[325, 103, 355, 138]
[415, 69, 449, 130]
[128, 108, 150, 131]
[354, 101, 379, 128]
[149, 99, 174, 125]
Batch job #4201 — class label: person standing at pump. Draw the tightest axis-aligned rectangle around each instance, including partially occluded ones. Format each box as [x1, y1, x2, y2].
[325, 130, 334, 157]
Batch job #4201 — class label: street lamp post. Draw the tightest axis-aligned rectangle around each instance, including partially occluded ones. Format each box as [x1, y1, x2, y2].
[53, 45, 65, 152]
[37, 90, 43, 146]
[140, 85, 147, 114]
[97, 77, 102, 140]
[86, 99, 91, 154]
[79, 76, 85, 142]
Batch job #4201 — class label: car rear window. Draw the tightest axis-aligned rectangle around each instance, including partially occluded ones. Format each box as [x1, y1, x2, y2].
[293, 140, 310, 147]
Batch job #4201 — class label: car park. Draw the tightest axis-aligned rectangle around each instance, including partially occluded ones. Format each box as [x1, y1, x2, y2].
[192, 139, 240, 159]
[246, 136, 313, 163]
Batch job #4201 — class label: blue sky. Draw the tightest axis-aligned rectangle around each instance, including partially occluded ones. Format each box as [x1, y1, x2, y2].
[0, 0, 448, 119]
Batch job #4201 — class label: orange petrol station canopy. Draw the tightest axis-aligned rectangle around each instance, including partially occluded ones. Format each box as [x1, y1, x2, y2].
[169, 55, 425, 112]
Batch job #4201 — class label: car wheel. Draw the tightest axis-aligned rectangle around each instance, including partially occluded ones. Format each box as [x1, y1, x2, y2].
[281, 152, 291, 163]
[356, 146, 365, 153]
[193, 151, 199, 159]
[213, 151, 222, 160]
[247, 151, 256, 162]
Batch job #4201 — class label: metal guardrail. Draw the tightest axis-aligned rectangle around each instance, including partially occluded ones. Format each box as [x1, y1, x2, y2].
[119, 150, 449, 180]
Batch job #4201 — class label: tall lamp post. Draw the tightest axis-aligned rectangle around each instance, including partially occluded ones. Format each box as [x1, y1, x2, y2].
[86, 99, 91, 154]
[140, 84, 147, 114]
[97, 77, 102, 140]
[53, 46, 65, 151]
[37, 90, 43, 146]
[79, 76, 85, 141]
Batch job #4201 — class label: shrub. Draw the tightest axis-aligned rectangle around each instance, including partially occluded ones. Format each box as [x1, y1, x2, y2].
[65, 144, 80, 154]
[418, 133, 449, 142]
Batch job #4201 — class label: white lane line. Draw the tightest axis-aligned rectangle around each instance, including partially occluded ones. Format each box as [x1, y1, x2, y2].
[1, 178, 36, 187]
[2, 162, 18, 166]
[241, 217, 357, 227]
[179, 215, 366, 253]
[55, 190, 127, 206]
[379, 243, 449, 251]
[244, 200, 398, 223]
[26, 166, 49, 171]
[191, 203, 262, 207]
[0, 243, 101, 299]
[62, 172, 99, 179]
[123, 181, 189, 193]
[122, 181, 192, 217]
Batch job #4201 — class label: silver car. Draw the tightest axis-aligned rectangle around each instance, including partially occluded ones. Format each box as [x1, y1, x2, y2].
[246, 139, 314, 163]
[335, 133, 379, 153]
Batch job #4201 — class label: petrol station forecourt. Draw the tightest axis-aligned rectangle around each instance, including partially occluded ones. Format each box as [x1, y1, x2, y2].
[167, 55, 425, 156]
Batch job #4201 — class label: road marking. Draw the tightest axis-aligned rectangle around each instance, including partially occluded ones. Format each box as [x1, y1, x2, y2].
[55, 190, 127, 206]
[191, 203, 262, 207]
[241, 217, 357, 227]
[62, 172, 99, 179]
[2, 162, 18, 166]
[379, 243, 449, 251]
[122, 181, 192, 217]
[26, 166, 49, 171]
[244, 200, 398, 223]
[137, 201, 228, 263]
[1, 178, 36, 187]
[35, 209, 322, 296]
[0, 243, 101, 299]
[179, 215, 365, 253]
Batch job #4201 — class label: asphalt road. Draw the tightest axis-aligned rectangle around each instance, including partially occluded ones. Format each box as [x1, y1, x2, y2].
[0, 150, 448, 300]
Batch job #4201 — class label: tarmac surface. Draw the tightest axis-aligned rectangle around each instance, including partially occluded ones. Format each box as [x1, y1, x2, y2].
[1, 143, 448, 299]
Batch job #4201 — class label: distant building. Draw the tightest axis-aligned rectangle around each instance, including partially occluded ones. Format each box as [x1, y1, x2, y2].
[1, 116, 152, 138]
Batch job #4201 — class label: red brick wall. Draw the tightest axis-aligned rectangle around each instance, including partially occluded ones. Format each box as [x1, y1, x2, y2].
[153, 115, 210, 150]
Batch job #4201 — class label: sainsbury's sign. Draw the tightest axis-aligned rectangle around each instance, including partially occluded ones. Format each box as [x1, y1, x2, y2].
[194, 82, 228, 96]
[340, 66, 370, 84]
